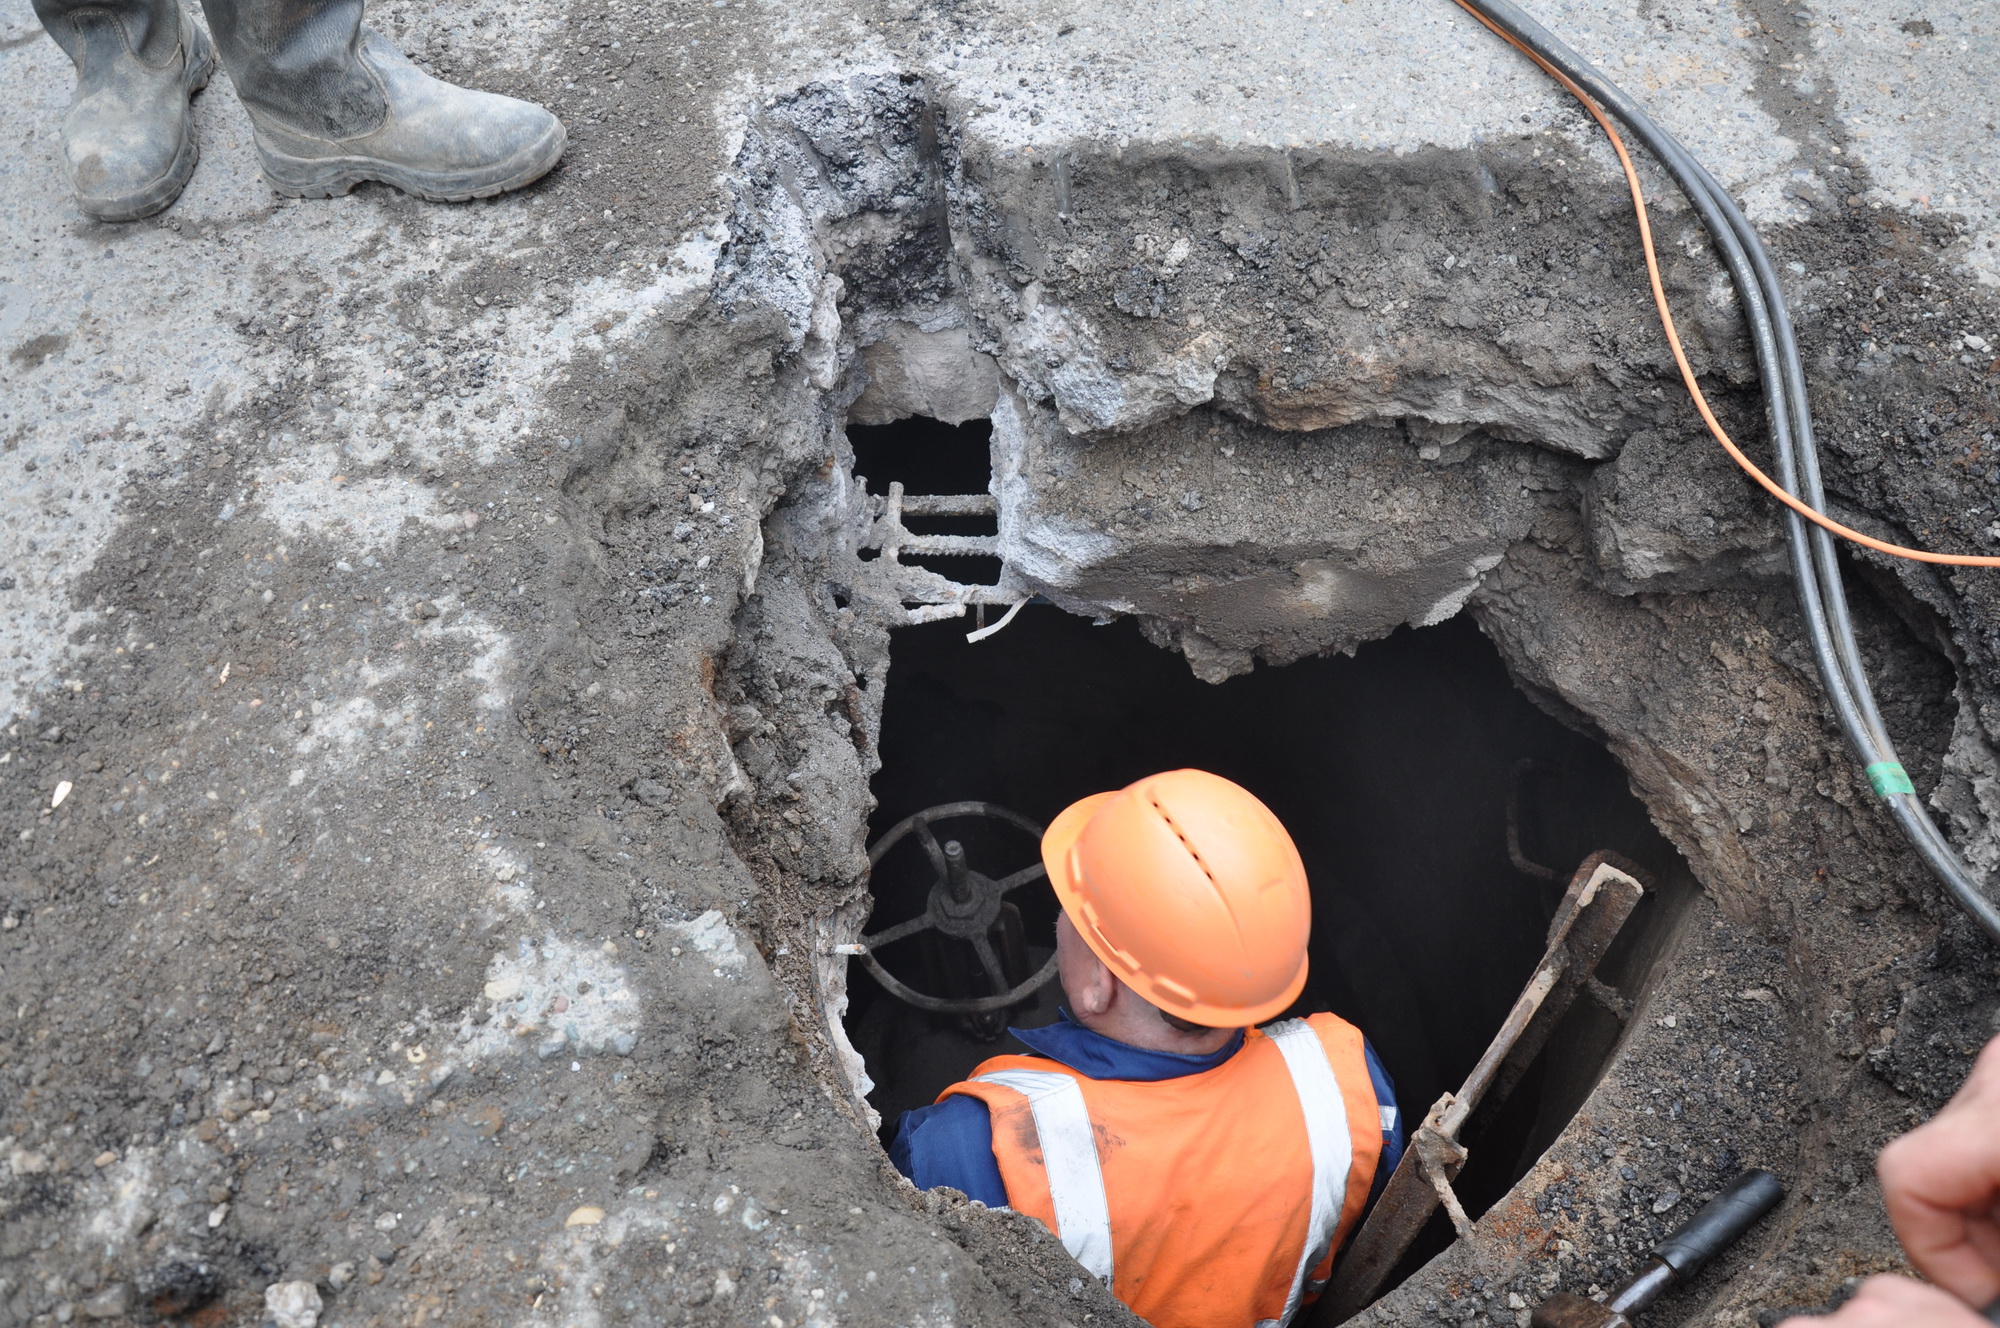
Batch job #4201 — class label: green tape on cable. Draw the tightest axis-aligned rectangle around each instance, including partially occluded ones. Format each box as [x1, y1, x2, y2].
[1866, 762, 1915, 797]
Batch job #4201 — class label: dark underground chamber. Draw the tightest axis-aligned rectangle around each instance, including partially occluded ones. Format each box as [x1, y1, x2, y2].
[844, 603, 1697, 1290]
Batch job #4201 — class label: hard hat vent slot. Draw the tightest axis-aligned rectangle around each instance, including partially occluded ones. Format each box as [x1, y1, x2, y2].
[1145, 792, 1223, 890]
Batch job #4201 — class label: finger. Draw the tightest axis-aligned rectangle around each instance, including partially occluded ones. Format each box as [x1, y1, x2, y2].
[1853, 1274, 2000, 1326]
[1776, 1275, 1997, 1328]
[1882, 1142, 2000, 1302]
[1880, 1060, 2000, 1304]
[1885, 1207, 2000, 1307]
[1881, 1107, 2000, 1214]
[1970, 1210, 2000, 1273]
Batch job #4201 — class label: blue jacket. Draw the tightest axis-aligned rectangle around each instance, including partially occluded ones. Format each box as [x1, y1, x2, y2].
[890, 1011, 1405, 1211]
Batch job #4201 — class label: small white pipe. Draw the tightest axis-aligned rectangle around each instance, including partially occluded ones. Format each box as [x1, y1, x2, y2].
[965, 599, 1026, 644]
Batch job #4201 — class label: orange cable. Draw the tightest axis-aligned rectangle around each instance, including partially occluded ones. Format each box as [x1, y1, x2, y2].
[1449, 0, 2000, 568]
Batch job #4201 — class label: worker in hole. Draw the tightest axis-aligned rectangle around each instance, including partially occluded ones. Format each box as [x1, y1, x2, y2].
[891, 769, 1404, 1328]
[29, 0, 564, 222]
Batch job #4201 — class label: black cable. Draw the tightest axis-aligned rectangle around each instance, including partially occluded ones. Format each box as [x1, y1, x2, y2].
[1456, 0, 2000, 943]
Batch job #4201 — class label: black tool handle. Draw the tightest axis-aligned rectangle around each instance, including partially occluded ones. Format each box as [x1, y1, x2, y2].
[1983, 1296, 2000, 1325]
[1651, 1170, 1787, 1277]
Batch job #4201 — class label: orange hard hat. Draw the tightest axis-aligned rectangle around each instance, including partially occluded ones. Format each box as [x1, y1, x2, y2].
[1041, 769, 1310, 1027]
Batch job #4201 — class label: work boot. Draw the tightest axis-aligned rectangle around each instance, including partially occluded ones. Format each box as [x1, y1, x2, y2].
[31, 0, 213, 221]
[198, 0, 564, 202]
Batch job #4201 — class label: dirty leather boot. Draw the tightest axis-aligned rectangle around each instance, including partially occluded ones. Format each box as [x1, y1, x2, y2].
[31, 0, 214, 221]
[198, 0, 564, 202]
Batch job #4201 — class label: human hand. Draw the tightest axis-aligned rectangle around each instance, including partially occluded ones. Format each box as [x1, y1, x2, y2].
[1878, 1033, 2000, 1307]
[1771, 1274, 1993, 1328]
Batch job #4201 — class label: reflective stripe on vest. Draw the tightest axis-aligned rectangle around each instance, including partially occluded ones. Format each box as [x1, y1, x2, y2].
[974, 1021, 1355, 1328]
[971, 1068, 1115, 1283]
[1259, 1019, 1354, 1328]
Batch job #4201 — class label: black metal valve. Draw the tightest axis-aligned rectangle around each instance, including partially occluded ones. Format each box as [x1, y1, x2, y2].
[851, 801, 1060, 1020]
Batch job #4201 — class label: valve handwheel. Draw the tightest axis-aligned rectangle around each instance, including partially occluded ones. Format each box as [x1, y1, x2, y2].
[856, 801, 1060, 1016]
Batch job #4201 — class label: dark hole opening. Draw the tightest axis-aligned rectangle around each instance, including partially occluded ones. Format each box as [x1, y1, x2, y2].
[846, 416, 1003, 586]
[846, 604, 1696, 1295]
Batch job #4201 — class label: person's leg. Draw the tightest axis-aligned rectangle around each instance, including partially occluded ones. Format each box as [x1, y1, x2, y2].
[198, 0, 564, 203]
[31, 0, 213, 220]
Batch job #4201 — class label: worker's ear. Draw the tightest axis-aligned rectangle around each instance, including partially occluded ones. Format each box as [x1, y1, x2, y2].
[1055, 909, 1117, 1019]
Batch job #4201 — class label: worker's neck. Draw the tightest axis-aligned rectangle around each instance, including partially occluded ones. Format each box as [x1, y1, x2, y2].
[1071, 996, 1239, 1057]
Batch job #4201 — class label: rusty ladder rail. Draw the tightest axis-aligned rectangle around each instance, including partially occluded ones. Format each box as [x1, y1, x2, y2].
[1311, 851, 1653, 1324]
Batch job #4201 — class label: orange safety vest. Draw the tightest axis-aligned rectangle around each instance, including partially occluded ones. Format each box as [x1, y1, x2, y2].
[941, 1013, 1383, 1328]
